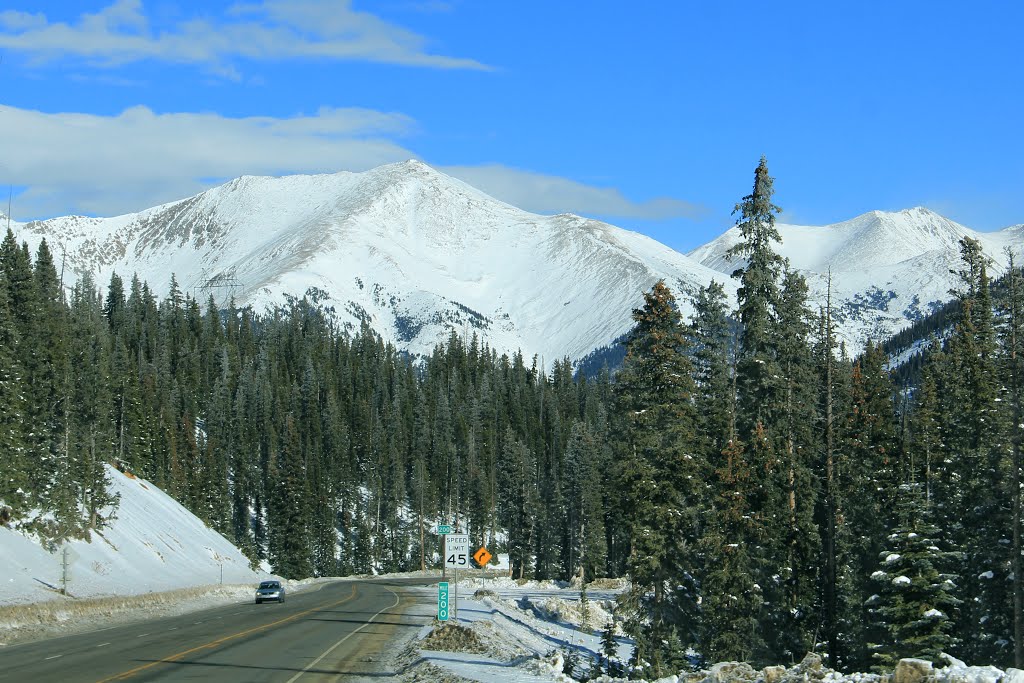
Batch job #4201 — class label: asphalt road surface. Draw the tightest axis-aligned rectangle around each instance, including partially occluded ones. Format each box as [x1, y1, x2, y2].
[0, 577, 434, 682]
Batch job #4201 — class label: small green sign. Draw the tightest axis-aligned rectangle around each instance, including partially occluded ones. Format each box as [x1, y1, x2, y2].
[438, 581, 450, 621]
[437, 524, 452, 534]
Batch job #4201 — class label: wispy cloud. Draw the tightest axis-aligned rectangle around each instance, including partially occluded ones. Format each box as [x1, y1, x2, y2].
[445, 164, 708, 221]
[67, 72, 148, 87]
[0, 105, 416, 218]
[0, 105, 701, 225]
[0, 0, 489, 77]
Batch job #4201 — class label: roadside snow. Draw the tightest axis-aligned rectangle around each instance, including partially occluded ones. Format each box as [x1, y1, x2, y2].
[0, 464, 302, 646]
[3, 468, 1019, 683]
[396, 576, 629, 682]
[0, 465, 271, 608]
[398, 576, 1021, 683]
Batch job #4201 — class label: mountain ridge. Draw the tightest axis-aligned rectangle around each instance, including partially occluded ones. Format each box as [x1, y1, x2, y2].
[689, 205, 1023, 348]
[9, 160, 730, 363]
[8, 161, 1023, 361]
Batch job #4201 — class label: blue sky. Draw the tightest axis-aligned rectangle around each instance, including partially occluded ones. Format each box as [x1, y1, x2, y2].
[0, 1, 1021, 252]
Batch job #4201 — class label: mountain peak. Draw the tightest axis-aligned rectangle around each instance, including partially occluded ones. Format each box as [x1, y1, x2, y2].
[9, 160, 726, 364]
[839, 207, 966, 242]
[365, 158, 472, 194]
[375, 158, 440, 179]
[396, 158, 430, 170]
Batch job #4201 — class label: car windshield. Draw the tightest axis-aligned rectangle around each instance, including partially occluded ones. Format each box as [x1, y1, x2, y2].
[259, 582, 279, 589]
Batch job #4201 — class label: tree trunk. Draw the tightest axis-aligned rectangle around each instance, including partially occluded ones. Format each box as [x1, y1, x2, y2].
[823, 273, 839, 668]
[1014, 435, 1022, 668]
[118, 389, 125, 467]
[419, 480, 425, 572]
[89, 429, 98, 533]
[1008, 251, 1023, 667]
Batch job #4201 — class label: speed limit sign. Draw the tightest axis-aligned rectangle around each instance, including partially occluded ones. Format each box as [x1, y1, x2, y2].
[444, 534, 470, 568]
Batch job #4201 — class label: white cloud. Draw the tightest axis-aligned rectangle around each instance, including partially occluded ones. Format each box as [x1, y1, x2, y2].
[0, 105, 701, 225]
[444, 164, 706, 221]
[0, 0, 488, 74]
[0, 9, 47, 31]
[0, 105, 416, 218]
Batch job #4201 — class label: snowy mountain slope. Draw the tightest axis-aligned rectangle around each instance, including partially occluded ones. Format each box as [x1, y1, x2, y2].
[0, 464, 267, 607]
[9, 164, 1022, 361]
[689, 207, 1024, 348]
[9, 160, 731, 363]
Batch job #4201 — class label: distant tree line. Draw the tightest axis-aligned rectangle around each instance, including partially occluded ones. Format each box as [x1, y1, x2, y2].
[0, 157, 1021, 675]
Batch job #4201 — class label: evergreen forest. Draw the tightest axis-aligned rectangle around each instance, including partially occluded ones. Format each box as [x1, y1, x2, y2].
[0, 158, 1021, 676]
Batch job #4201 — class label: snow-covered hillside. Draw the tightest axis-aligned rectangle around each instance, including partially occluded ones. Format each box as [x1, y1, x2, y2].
[0, 464, 267, 607]
[689, 207, 1024, 349]
[8, 160, 728, 363]
[9, 164, 1023, 360]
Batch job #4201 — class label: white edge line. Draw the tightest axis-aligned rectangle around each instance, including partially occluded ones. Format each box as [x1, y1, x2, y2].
[44, 654, 62, 660]
[284, 588, 400, 683]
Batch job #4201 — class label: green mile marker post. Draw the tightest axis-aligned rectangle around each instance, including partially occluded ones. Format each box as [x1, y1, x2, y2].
[438, 581, 450, 621]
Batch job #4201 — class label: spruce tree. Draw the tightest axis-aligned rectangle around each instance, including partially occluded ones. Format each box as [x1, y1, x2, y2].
[725, 158, 804, 660]
[841, 341, 900, 666]
[0, 230, 35, 340]
[727, 156, 785, 432]
[815, 275, 858, 670]
[699, 436, 766, 663]
[563, 420, 608, 581]
[909, 342, 945, 505]
[67, 272, 118, 535]
[613, 280, 703, 674]
[939, 237, 1009, 662]
[0, 268, 27, 518]
[601, 618, 623, 677]
[1002, 248, 1024, 667]
[768, 268, 821, 659]
[868, 482, 960, 669]
[410, 390, 433, 571]
[268, 414, 313, 579]
[26, 240, 70, 522]
[689, 280, 734, 459]
[498, 429, 538, 579]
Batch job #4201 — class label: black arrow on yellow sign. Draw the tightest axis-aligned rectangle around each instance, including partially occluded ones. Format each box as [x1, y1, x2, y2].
[473, 547, 492, 567]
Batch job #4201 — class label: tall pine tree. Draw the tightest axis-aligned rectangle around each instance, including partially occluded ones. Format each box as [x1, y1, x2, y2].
[614, 280, 703, 675]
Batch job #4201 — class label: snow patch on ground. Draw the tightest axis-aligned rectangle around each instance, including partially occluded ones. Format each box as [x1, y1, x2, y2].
[397, 576, 1021, 683]
[0, 463, 305, 646]
[0, 464, 270, 609]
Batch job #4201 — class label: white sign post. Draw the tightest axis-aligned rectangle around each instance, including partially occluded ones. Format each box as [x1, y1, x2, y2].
[445, 534, 469, 621]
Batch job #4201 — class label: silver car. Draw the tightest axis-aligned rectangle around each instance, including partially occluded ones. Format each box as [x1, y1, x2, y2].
[255, 580, 286, 604]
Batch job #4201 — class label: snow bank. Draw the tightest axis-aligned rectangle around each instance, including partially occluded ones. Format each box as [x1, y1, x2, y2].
[402, 577, 1020, 683]
[1, 465, 270, 607]
[0, 465, 329, 646]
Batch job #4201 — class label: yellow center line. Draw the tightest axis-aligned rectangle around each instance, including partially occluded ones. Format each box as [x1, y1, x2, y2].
[93, 584, 359, 683]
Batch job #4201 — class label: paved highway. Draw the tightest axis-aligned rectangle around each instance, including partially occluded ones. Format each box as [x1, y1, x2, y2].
[0, 577, 433, 682]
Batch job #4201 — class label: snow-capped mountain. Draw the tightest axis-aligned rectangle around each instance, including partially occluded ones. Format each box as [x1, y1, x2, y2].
[689, 207, 1024, 349]
[7, 160, 729, 362]
[8, 162, 1022, 362]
